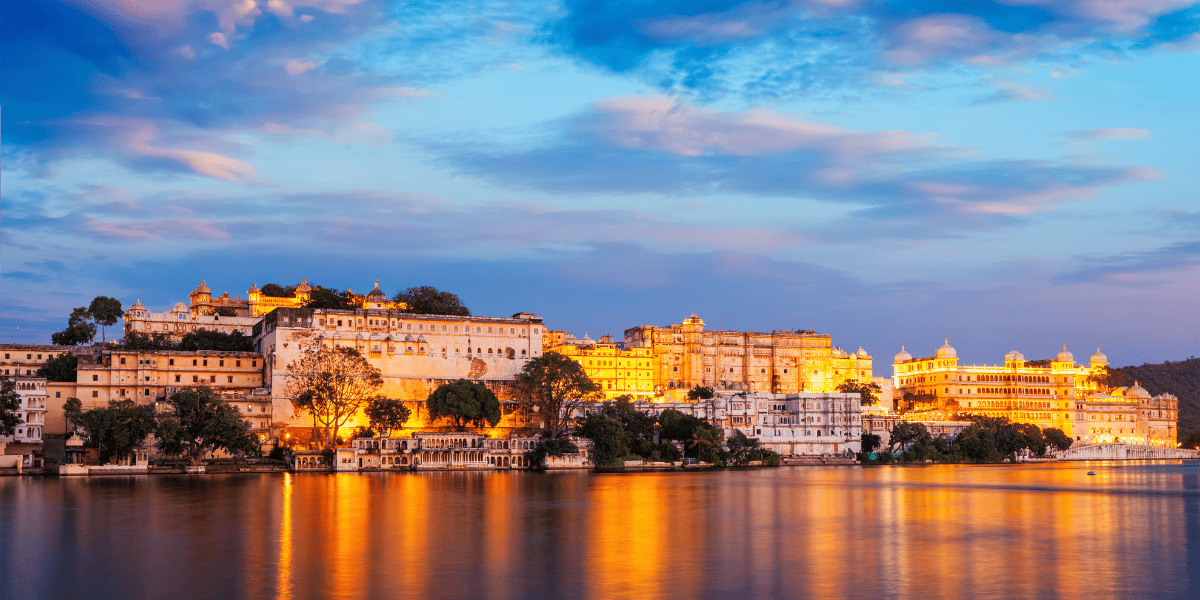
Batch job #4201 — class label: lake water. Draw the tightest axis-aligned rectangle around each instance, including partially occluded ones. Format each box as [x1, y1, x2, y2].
[3, 462, 1198, 600]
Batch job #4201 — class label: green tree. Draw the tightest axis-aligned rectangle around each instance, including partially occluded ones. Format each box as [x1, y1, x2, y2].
[122, 331, 174, 350]
[427, 379, 501, 430]
[212, 306, 239, 317]
[577, 413, 630, 469]
[155, 387, 259, 466]
[260, 283, 295, 298]
[283, 347, 384, 449]
[950, 425, 1000, 463]
[837, 379, 883, 407]
[393, 286, 470, 316]
[689, 425, 726, 464]
[1015, 422, 1047, 456]
[887, 421, 931, 452]
[1044, 427, 1073, 451]
[51, 307, 97, 346]
[658, 409, 710, 442]
[304, 286, 357, 310]
[365, 398, 412, 436]
[63, 397, 84, 434]
[687, 385, 715, 400]
[36, 352, 78, 382]
[861, 433, 882, 454]
[87, 296, 123, 344]
[0, 380, 22, 436]
[514, 351, 602, 438]
[177, 329, 254, 352]
[526, 437, 580, 469]
[79, 399, 157, 464]
[597, 398, 657, 444]
[726, 430, 780, 466]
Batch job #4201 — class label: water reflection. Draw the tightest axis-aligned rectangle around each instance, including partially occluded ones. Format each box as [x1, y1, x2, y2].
[2, 461, 1198, 600]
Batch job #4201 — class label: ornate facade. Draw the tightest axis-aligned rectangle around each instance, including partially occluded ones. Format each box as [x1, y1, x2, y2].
[544, 333, 658, 400]
[254, 307, 546, 427]
[893, 342, 1178, 445]
[623, 315, 873, 397]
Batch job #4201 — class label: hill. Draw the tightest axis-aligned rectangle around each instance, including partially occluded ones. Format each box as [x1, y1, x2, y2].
[1113, 357, 1200, 442]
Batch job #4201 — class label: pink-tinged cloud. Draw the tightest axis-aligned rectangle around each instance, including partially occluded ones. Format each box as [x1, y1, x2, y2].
[1004, 0, 1197, 31]
[80, 0, 363, 35]
[1070, 127, 1152, 140]
[885, 15, 999, 64]
[588, 95, 943, 163]
[99, 118, 260, 182]
[84, 218, 232, 242]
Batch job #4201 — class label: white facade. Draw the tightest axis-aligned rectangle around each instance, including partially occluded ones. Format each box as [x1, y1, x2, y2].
[124, 301, 259, 343]
[2, 377, 48, 444]
[254, 307, 546, 426]
[633, 391, 864, 456]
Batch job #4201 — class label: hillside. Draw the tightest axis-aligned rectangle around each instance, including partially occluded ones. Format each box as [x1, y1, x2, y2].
[1113, 357, 1200, 441]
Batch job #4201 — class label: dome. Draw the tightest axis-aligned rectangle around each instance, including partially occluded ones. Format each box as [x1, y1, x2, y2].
[1005, 350, 1025, 362]
[1056, 345, 1074, 363]
[172, 302, 188, 313]
[1091, 348, 1108, 364]
[66, 433, 84, 448]
[248, 283, 260, 294]
[295, 279, 312, 294]
[1127, 381, 1150, 398]
[580, 332, 595, 345]
[935, 339, 957, 359]
[404, 335, 414, 342]
[367, 280, 386, 301]
[832, 346, 848, 357]
[855, 346, 869, 358]
[894, 345, 912, 363]
[131, 299, 146, 311]
[192, 281, 210, 295]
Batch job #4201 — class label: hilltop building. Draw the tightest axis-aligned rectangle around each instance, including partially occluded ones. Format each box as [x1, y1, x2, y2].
[621, 315, 873, 397]
[253, 307, 546, 428]
[543, 333, 658, 400]
[893, 341, 1177, 445]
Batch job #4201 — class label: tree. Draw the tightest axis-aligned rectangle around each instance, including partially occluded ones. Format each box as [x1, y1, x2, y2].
[365, 398, 412, 436]
[36, 352, 78, 382]
[597, 398, 657, 444]
[688, 425, 726, 464]
[177, 329, 254, 352]
[283, 346, 384, 450]
[1044, 427, 1073, 451]
[837, 379, 882, 407]
[577, 413, 630, 469]
[393, 286, 470, 316]
[687, 385, 714, 400]
[51, 307, 97, 346]
[88, 296, 123, 344]
[658, 409, 710, 442]
[260, 283, 295, 298]
[1015, 422, 1047, 456]
[887, 421, 931, 453]
[304, 286, 356, 310]
[79, 399, 157, 464]
[527, 437, 580, 469]
[426, 379, 501, 430]
[155, 387, 259, 466]
[212, 306, 238, 317]
[514, 352, 602, 438]
[1088, 365, 1131, 392]
[861, 433, 882, 454]
[0, 380, 22, 436]
[122, 331, 174, 350]
[950, 425, 1000, 463]
[63, 397, 83, 434]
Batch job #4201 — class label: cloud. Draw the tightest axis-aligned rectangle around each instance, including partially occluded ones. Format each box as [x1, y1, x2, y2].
[546, 0, 1200, 98]
[1054, 240, 1200, 285]
[284, 59, 317, 74]
[970, 81, 1054, 105]
[1068, 127, 1152, 140]
[438, 96, 1159, 234]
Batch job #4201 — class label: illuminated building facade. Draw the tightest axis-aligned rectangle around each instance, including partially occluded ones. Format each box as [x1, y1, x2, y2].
[893, 342, 1178, 445]
[623, 315, 873, 397]
[254, 307, 546, 428]
[544, 333, 658, 400]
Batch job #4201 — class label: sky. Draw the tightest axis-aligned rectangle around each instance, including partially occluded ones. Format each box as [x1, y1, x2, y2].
[2, 0, 1198, 370]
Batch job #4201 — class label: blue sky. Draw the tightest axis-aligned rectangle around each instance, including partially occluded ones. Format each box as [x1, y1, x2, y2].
[2, 0, 1197, 368]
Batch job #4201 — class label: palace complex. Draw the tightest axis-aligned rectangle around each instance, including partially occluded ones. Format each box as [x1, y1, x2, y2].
[619, 315, 873, 397]
[893, 341, 1178, 446]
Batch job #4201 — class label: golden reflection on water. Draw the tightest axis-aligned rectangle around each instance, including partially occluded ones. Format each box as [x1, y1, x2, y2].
[7, 462, 1194, 600]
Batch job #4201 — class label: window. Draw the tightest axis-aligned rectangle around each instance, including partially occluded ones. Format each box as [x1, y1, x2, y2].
[193, 376, 199, 383]
[145, 376, 150, 381]
[145, 389, 150, 396]
[193, 359, 198, 366]
[37, 354, 42, 359]
[93, 374, 99, 381]
[338, 320, 343, 326]
[236, 360, 241, 367]
[219, 360, 224, 367]
[169, 359, 175, 366]
[120, 357, 126, 365]
[176, 375, 181, 382]
[210, 376, 216, 383]
[228, 376, 234, 383]
[27, 354, 32, 359]
[56, 392, 61, 398]
[252, 360, 257, 367]
[92, 391, 98, 398]
[203, 360, 208, 366]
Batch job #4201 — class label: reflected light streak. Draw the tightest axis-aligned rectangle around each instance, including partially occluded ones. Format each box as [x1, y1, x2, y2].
[277, 472, 293, 600]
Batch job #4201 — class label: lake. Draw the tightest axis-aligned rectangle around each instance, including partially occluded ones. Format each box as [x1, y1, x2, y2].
[2, 461, 1198, 600]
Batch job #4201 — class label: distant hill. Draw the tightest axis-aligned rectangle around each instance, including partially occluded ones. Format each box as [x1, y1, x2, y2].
[1113, 357, 1200, 440]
